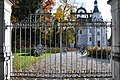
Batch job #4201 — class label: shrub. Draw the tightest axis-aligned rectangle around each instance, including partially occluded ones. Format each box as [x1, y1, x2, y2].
[87, 47, 111, 59]
[12, 48, 30, 53]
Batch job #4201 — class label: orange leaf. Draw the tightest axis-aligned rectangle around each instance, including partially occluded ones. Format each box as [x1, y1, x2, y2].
[46, 17, 50, 23]
[43, 0, 56, 12]
[44, 5, 52, 10]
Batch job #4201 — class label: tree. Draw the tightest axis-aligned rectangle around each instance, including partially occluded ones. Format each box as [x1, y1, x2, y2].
[11, 0, 43, 23]
[67, 27, 75, 44]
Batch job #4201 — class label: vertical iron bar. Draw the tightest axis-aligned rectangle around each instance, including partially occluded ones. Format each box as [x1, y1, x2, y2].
[95, 23, 98, 76]
[39, 15, 42, 75]
[14, 25, 16, 72]
[75, 26, 78, 74]
[25, 22, 27, 79]
[24, 22, 27, 73]
[43, 15, 46, 74]
[40, 16, 42, 45]
[71, 50, 73, 74]
[20, 22, 22, 70]
[80, 18, 83, 75]
[85, 25, 89, 77]
[55, 23, 57, 75]
[34, 15, 37, 46]
[34, 15, 37, 73]
[38, 15, 42, 76]
[10, 24, 12, 78]
[110, 21, 112, 77]
[76, 49, 78, 73]
[80, 26, 83, 76]
[100, 25, 103, 75]
[35, 15, 37, 48]
[50, 27, 52, 75]
[66, 25, 68, 76]
[38, 18, 41, 76]
[106, 24, 108, 76]
[44, 15, 47, 73]
[85, 16, 88, 77]
[60, 19, 63, 80]
[91, 26, 94, 75]
[29, 15, 32, 75]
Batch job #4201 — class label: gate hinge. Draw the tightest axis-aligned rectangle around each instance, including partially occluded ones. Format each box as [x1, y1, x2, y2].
[0, 52, 10, 61]
[112, 52, 120, 62]
[0, 56, 10, 61]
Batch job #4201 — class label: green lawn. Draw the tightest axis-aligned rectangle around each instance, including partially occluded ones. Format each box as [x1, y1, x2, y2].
[12, 48, 60, 71]
[13, 52, 52, 71]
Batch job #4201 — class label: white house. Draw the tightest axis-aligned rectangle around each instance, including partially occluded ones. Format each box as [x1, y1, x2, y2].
[77, 0, 107, 47]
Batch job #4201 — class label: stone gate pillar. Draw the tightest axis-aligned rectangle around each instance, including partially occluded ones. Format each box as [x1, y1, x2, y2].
[0, 0, 12, 80]
[108, 0, 120, 80]
[0, 0, 5, 79]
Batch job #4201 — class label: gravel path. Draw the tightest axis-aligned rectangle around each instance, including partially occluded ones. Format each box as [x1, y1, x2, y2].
[30, 52, 111, 73]
[13, 52, 112, 80]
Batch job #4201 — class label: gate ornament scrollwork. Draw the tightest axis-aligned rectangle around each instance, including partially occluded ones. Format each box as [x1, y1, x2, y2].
[77, 45, 88, 55]
[31, 44, 46, 56]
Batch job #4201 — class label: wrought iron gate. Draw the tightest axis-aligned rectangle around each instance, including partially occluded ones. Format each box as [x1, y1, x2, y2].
[10, 10, 112, 80]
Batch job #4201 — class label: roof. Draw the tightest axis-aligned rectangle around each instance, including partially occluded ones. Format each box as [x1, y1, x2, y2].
[94, 0, 98, 4]
[93, 0, 100, 13]
[93, 6, 99, 13]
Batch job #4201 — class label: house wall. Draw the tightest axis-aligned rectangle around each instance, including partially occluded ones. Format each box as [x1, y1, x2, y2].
[77, 24, 107, 48]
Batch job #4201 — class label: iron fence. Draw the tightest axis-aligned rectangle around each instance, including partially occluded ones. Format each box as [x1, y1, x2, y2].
[10, 13, 112, 80]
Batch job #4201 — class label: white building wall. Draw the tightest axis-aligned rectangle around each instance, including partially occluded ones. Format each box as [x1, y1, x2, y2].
[102, 27, 107, 47]
[77, 24, 107, 47]
[87, 27, 92, 47]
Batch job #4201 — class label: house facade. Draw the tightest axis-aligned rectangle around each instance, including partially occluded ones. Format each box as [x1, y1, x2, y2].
[77, 0, 107, 47]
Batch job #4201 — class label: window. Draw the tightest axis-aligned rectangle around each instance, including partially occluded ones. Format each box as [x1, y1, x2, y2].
[97, 41, 100, 47]
[97, 32, 100, 35]
[89, 37, 92, 41]
[80, 30, 82, 34]
[89, 28, 92, 33]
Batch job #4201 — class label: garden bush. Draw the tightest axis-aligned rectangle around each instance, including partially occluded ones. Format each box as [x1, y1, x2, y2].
[87, 46, 111, 59]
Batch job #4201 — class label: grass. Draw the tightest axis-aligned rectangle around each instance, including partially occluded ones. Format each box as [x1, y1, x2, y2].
[13, 53, 51, 71]
[13, 49, 60, 71]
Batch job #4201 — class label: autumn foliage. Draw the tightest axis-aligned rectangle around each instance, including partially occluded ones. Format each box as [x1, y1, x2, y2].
[42, 0, 76, 23]
[43, 0, 55, 12]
